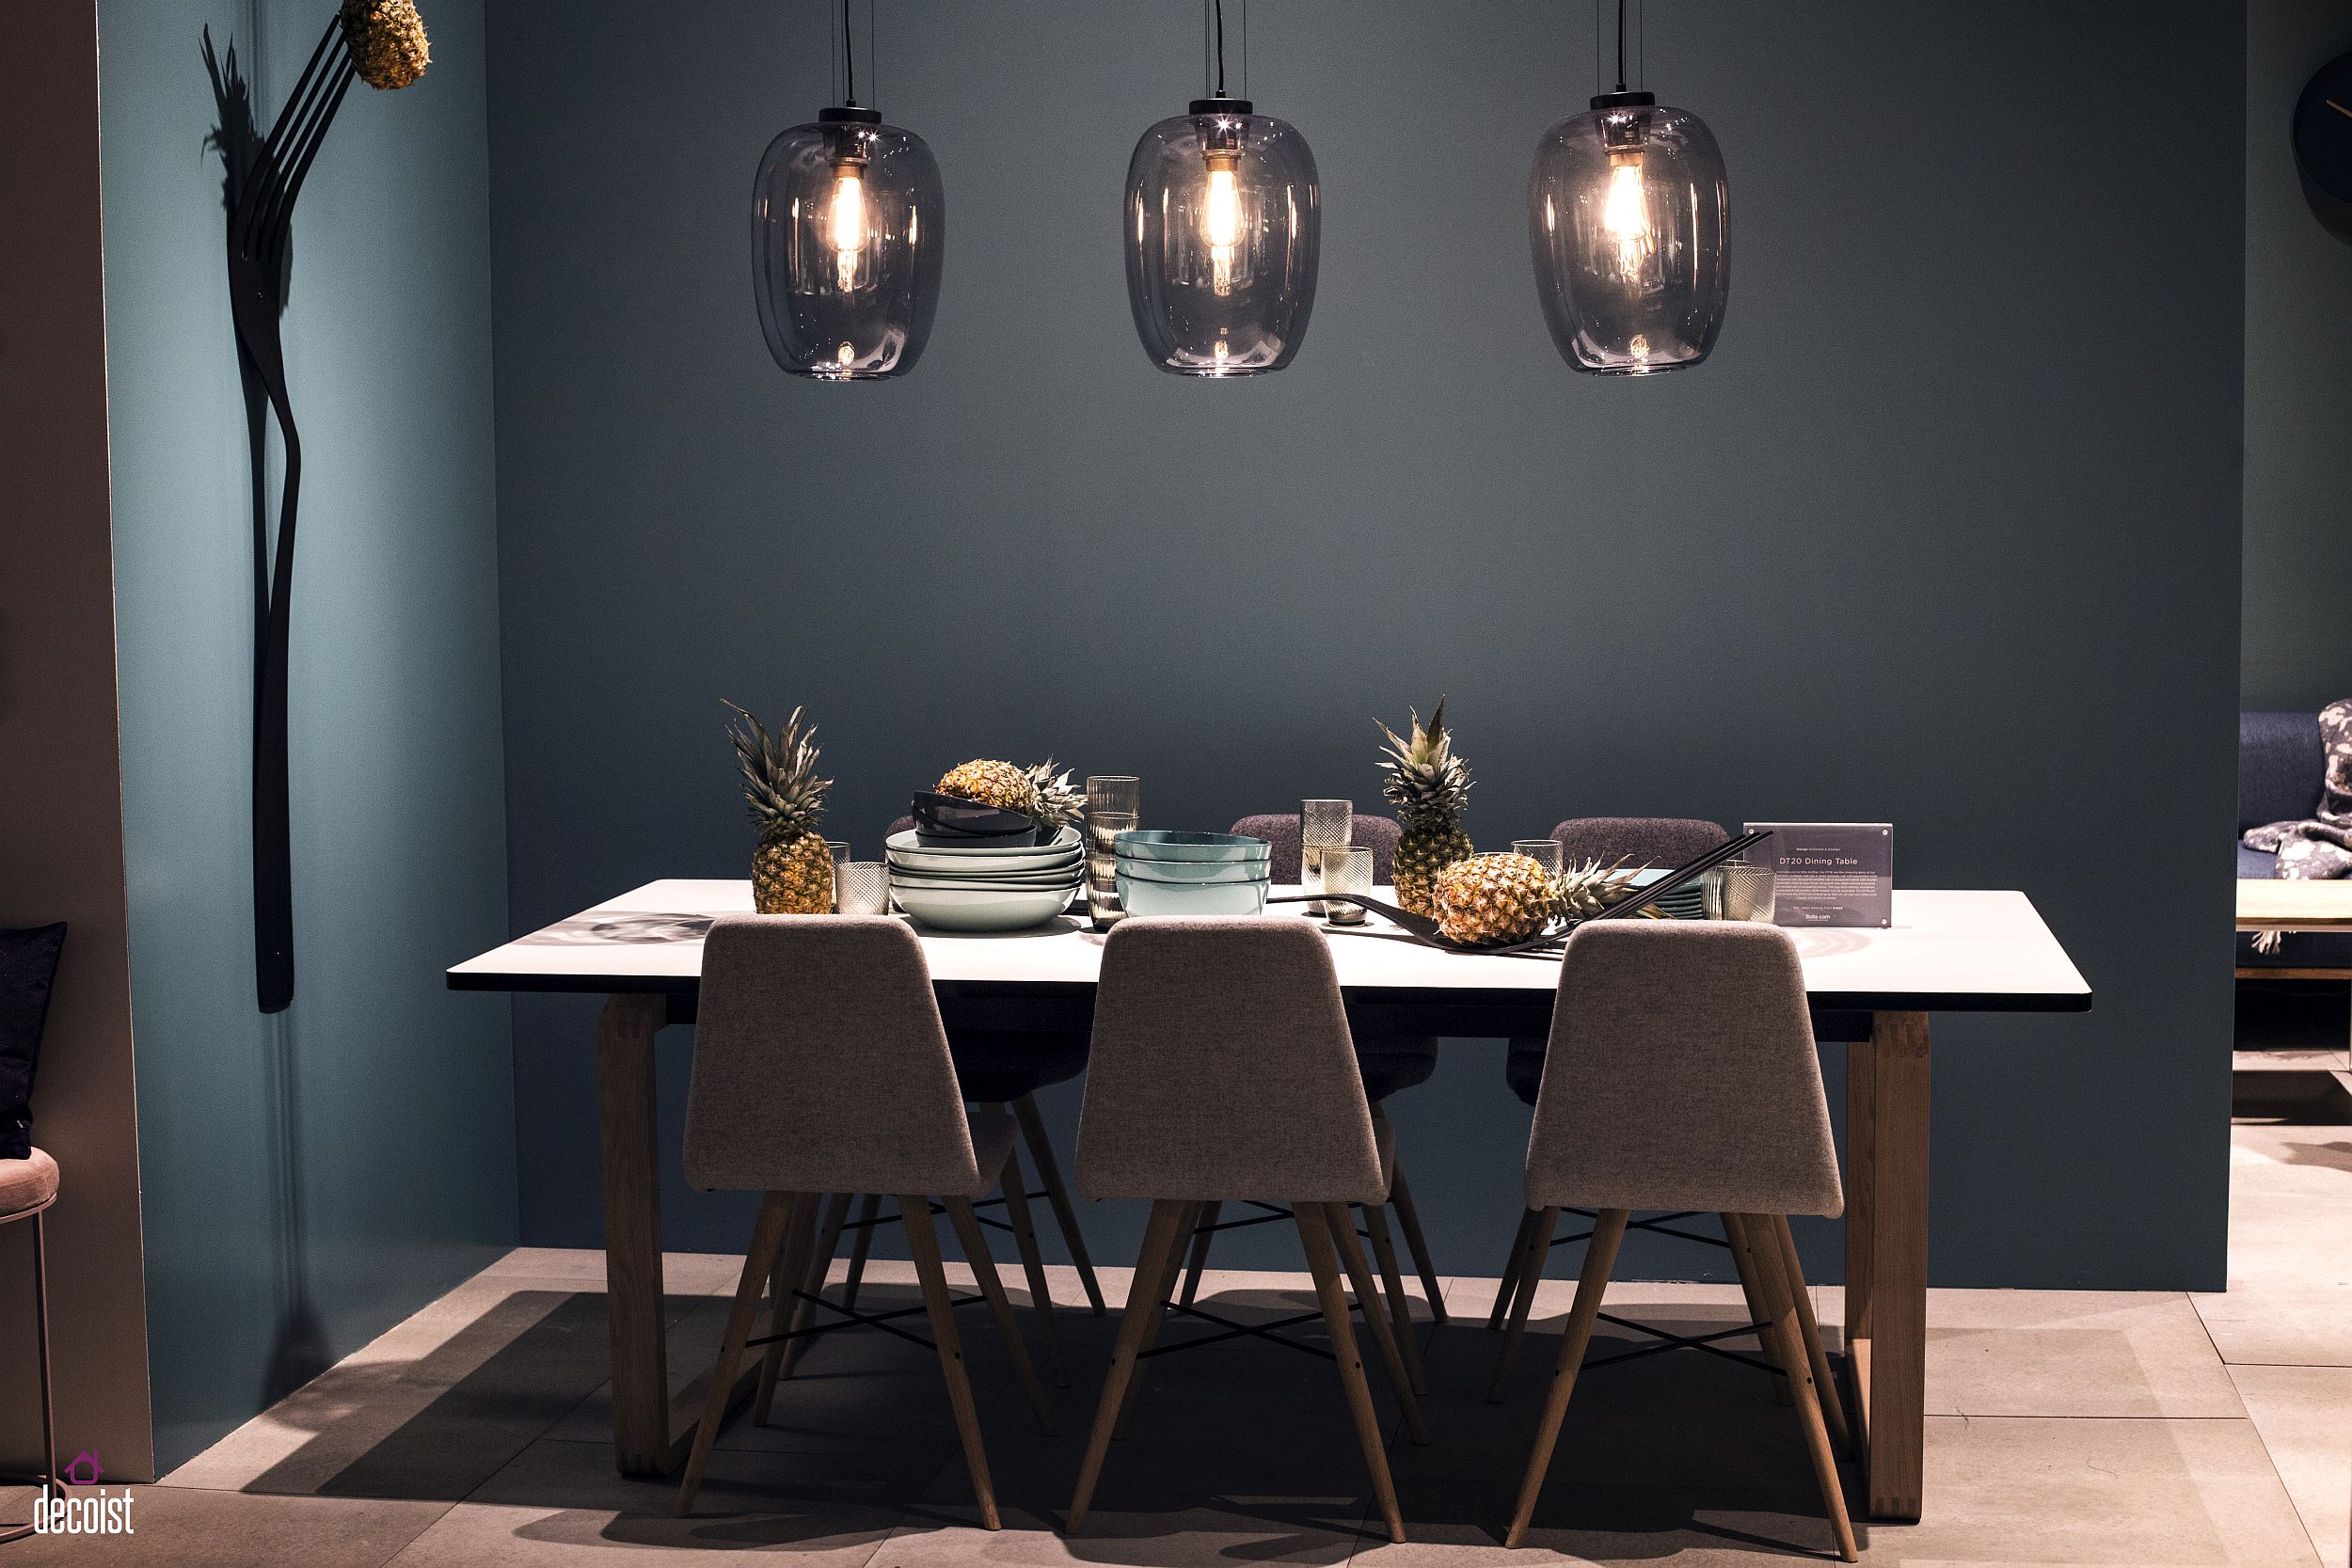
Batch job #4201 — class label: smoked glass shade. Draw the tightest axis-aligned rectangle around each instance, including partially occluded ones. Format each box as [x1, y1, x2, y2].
[1124, 101, 1320, 376]
[754, 108, 944, 380]
[1529, 95, 1727, 374]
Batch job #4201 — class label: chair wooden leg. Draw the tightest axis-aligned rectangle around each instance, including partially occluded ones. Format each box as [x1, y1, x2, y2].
[1326, 1203, 1428, 1440]
[1114, 1199, 1198, 1440]
[1725, 1213, 1795, 1406]
[944, 1192, 1057, 1435]
[1488, 1208, 1539, 1331]
[902, 1194, 1002, 1531]
[754, 1192, 818, 1423]
[1068, 1198, 1191, 1533]
[1773, 1214, 1851, 1455]
[1359, 1197, 1429, 1396]
[781, 1192, 851, 1382]
[676, 1193, 792, 1517]
[839, 1193, 882, 1314]
[1014, 1093, 1106, 1315]
[1744, 1212, 1859, 1562]
[1386, 1156, 1450, 1325]
[1296, 1201, 1407, 1544]
[1178, 1200, 1221, 1307]
[1503, 1209, 1626, 1547]
[998, 1145, 1067, 1386]
[1488, 1205, 1560, 1402]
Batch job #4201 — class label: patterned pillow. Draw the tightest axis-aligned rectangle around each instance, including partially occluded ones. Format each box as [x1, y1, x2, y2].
[0, 925, 66, 1161]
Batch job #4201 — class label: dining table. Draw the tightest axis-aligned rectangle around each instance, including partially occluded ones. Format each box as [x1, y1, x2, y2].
[448, 879, 2090, 1522]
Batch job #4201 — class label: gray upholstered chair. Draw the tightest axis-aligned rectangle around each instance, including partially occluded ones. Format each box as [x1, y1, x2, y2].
[1495, 922, 1853, 1560]
[811, 819, 1106, 1368]
[675, 917, 1054, 1526]
[1066, 919, 1426, 1544]
[1489, 815, 1730, 1327]
[1175, 815, 1444, 1349]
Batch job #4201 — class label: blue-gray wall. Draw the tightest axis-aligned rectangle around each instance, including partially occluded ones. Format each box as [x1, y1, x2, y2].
[485, 2, 2243, 1289]
[2243, 2, 2352, 711]
[99, 0, 517, 1471]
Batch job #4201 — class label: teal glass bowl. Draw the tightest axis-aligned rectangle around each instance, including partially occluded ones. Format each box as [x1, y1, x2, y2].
[1112, 830, 1272, 863]
[1111, 854, 1272, 884]
[1115, 873, 1270, 917]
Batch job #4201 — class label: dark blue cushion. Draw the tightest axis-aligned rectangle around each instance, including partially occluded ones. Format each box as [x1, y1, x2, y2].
[948, 1030, 1089, 1105]
[2240, 712, 2325, 832]
[1357, 1038, 1437, 1103]
[2240, 845, 2281, 879]
[2238, 928, 2352, 969]
[1503, 1036, 1545, 1108]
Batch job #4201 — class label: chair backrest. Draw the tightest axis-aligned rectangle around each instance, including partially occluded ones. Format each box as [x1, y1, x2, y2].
[1526, 922, 1841, 1218]
[1549, 816, 1727, 869]
[1229, 813, 1401, 883]
[1077, 918, 1384, 1204]
[685, 916, 988, 1197]
[2239, 711, 2325, 831]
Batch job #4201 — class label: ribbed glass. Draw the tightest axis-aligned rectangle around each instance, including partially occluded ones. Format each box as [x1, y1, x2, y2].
[1529, 100, 1728, 374]
[753, 115, 944, 379]
[1124, 103, 1320, 375]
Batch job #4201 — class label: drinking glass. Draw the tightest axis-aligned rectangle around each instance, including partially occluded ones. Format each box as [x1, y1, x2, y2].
[1087, 776, 1140, 818]
[1704, 862, 1778, 923]
[1301, 799, 1353, 916]
[836, 862, 890, 917]
[827, 841, 850, 911]
[1322, 846, 1374, 926]
[1512, 838, 1564, 876]
[1088, 809, 1137, 930]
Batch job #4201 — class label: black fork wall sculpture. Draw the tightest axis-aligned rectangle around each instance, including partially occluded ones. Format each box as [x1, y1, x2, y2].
[206, 3, 428, 1012]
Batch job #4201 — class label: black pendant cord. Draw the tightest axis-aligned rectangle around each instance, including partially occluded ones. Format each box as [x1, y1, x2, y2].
[1614, 0, 1628, 92]
[841, 0, 857, 104]
[1214, 0, 1226, 96]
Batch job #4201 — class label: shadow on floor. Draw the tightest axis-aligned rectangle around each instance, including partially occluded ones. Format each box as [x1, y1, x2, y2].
[234, 1278, 1853, 1560]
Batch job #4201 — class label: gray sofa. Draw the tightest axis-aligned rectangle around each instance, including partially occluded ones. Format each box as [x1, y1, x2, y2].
[2238, 710, 2352, 970]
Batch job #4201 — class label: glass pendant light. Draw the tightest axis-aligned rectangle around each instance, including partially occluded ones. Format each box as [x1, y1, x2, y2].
[753, 0, 943, 379]
[1123, 0, 1320, 375]
[1529, 0, 1727, 374]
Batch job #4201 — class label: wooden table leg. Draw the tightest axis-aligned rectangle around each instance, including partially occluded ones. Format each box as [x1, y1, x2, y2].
[597, 991, 674, 1476]
[1851, 1011, 1931, 1522]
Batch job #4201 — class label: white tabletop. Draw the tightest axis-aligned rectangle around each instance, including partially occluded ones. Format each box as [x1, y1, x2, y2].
[448, 880, 2090, 1014]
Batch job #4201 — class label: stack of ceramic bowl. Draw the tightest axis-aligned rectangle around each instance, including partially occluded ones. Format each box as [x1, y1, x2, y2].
[908, 791, 1041, 848]
[886, 826, 1082, 931]
[1629, 866, 1708, 920]
[1113, 831, 1272, 916]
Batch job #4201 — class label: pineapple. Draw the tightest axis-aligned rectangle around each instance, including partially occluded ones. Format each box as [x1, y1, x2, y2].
[1431, 853, 1656, 946]
[1023, 759, 1086, 839]
[936, 758, 1042, 819]
[1552, 856, 1651, 922]
[727, 702, 834, 914]
[1433, 853, 1556, 945]
[1376, 700, 1475, 915]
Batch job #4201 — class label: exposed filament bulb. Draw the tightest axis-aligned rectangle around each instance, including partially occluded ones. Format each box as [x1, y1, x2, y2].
[830, 151, 868, 291]
[1203, 147, 1242, 295]
[1601, 150, 1653, 278]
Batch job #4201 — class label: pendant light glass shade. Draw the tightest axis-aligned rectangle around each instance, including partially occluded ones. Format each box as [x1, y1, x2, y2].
[1529, 93, 1727, 374]
[1123, 100, 1320, 376]
[754, 107, 944, 380]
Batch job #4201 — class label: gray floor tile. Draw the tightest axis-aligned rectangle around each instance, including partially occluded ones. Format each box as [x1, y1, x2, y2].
[382, 1437, 922, 1564]
[2232, 1364, 2352, 1568]
[0, 1486, 446, 1568]
[1864, 1415, 2319, 1566]
[1809, 1286, 2243, 1419]
[2196, 1123, 2352, 1367]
